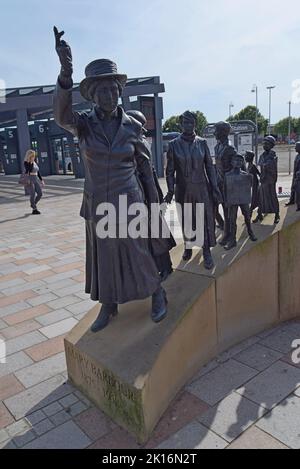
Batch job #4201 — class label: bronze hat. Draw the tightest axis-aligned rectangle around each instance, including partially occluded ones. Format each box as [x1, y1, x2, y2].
[80, 59, 127, 101]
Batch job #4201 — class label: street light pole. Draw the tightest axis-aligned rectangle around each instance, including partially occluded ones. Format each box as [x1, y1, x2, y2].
[267, 86, 275, 135]
[288, 101, 292, 175]
[229, 102, 234, 119]
[251, 85, 258, 164]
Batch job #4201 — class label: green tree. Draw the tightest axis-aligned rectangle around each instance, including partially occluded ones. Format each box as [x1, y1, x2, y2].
[274, 117, 299, 137]
[228, 105, 268, 135]
[163, 111, 208, 136]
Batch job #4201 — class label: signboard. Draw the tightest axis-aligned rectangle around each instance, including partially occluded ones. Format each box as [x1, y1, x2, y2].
[139, 97, 155, 131]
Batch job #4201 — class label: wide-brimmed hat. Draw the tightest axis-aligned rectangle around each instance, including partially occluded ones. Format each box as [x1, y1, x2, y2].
[80, 59, 127, 101]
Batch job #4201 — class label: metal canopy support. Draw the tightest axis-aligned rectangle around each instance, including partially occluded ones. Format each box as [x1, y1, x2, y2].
[16, 108, 31, 163]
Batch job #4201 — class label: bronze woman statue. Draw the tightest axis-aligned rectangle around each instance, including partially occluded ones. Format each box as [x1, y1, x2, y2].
[164, 111, 222, 270]
[253, 136, 280, 225]
[53, 27, 171, 331]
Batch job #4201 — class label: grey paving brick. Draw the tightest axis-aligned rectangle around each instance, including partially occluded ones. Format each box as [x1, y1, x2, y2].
[2, 280, 44, 296]
[23, 421, 91, 449]
[188, 359, 258, 406]
[39, 318, 78, 339]
[46, 295, 81, 310]
[0, 429, 9, 444]
[260, 329, 299, 354]
[69, 401, 88, 417]
[0, 351, 33, 378]
[13, 430, 36, 448]
[6, 419, 31, 438]
[198, 393, 267, 442]
[66, 300, 94, 315]
[234, 344, 283, 371]
[43, 401, 63, 417]
[55, 283, 84, 298]
[6, 331, 47, 356]
[27, 293, 58, 307]
[49, 410, 71, 426]
[0, 439, 17, 449]
[15, 353, 67, 388]
[256, 395, 300, 449]
[59, 394, 78, 409]
[217, 336, 261, 363]
[0, 278, 26, 290]
[35, 308, 73, 327]
[0, 318, 7, 330]
[33, 279, 77, 296]
[25, 410, 46, 426]
[4, 375, 73, 419]
[33, 418, 55, 436]
[43, 270, 81, 285]
[157, 421, 227, 449]
[0, 301, 30, 319]
[237, 361, 300, 409]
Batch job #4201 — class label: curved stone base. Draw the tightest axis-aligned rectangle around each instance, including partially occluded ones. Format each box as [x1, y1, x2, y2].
[65, 203, 300, 443]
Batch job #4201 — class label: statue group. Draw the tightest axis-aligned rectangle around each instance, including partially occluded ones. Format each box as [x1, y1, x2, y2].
[52, 27, 299, 332]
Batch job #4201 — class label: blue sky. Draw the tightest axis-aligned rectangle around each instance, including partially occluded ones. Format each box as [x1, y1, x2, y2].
[1, 0, 300, 124]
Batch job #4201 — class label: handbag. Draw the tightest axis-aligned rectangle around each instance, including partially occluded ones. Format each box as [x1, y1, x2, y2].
[18, 173, 30, 186]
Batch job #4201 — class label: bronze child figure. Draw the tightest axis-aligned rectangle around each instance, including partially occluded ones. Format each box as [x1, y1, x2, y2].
[224, 154, 257, 250]
[53, 27, 171, 332]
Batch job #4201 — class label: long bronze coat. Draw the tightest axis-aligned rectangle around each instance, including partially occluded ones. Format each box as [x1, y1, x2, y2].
[166, 135, 218, 248]
[53, 81, 163, 304]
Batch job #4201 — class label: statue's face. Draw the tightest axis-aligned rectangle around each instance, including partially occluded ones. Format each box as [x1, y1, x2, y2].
[92, 78, 120, 112]
[181, 117, 195, 134]
[263, 141, 273, 152]
[295, 142, 300, 153]
[232, 157, 243, 170]
[214, 124, 230, 141]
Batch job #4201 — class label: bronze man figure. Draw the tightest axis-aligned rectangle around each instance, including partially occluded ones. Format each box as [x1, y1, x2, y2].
[52, 27, 170, 332]
[165, 111, 222, 270]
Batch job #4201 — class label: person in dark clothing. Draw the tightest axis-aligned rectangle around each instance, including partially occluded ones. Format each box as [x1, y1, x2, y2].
[245, 151, 260, 219]
[253, 136, 280, 225]
[285, 142, 300, 207]
[24, 149, 44, 215]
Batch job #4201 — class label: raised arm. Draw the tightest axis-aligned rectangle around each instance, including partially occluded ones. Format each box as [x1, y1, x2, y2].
[52, 26, 83, 137]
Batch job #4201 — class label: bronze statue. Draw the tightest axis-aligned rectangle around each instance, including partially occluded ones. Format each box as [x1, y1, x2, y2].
[224, 154, 257, 250]
[165, 111, 222, 270]
[295, 170, 300, 211]
[52, 27, 171, 332]
[214, 121, 236, 246]
[253, 136, 280, 225]
[245, 150, 260, 219]
[285, 142, 300, 208]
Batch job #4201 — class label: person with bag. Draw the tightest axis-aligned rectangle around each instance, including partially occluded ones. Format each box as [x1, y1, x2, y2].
[23, 149, 44, 215]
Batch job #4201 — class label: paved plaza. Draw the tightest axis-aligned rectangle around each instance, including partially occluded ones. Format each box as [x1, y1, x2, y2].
[0, 174, 300, 449]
